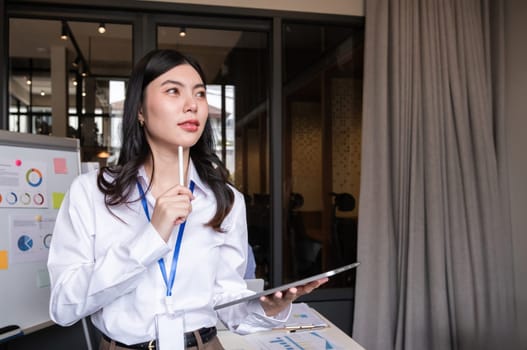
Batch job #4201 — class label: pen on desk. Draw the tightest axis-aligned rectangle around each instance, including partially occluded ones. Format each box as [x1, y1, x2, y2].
[286, 325, 327, 333]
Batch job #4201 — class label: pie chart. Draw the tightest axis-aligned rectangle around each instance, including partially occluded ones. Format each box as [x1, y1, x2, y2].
[17, 235, 33, 251]
[43, 234, 52, 249]
[26, 168, 43, 187]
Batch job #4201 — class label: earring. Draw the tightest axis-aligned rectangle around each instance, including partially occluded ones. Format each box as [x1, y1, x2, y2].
[139, 119, 144, 127]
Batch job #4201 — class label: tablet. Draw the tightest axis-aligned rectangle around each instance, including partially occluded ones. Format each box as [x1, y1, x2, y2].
[214, 262, 360, 310]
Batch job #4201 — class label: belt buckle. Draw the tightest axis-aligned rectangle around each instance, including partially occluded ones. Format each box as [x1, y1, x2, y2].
[148, 340, 155, 350]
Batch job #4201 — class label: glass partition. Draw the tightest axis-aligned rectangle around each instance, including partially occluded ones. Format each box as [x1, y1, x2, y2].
[158, 25, 272, 282]
[8, 18, 132, 163]
[283, 21, 364, 288]
[7, 12, 364, 291]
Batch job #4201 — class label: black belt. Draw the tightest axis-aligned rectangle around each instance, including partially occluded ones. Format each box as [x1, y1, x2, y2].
[102, 327, 217, 349]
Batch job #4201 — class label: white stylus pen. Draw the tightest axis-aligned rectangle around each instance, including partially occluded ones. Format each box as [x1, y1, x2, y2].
[178, 145, 184, 186]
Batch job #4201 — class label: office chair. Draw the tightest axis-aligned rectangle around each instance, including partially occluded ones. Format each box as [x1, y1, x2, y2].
[330, 192, 357, 267]
[288, 193, 322, 279]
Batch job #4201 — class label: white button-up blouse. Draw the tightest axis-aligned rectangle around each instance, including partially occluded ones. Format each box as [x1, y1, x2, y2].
[47, 160, 289, 345]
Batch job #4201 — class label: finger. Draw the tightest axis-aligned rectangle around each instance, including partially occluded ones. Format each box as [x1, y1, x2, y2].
[300, 278, 328, 292]
[174, 201, 193, 223]
[155, 192, 192, 209]
[311, 277, 329, 288]
[303, 281, 321, 292]
[174, 205, 192, 224]
[283, 288, 298, 302]
[158, 184, 194, 199]
[270, 291, 283, 301]
[294, 281, 322, 297]
[155, 202, 192, 223]
[151, 197, 192, 231]
[260, 290, 282, 304]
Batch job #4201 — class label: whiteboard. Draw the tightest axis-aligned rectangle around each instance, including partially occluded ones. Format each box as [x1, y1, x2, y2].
[0, 130, 80, 334]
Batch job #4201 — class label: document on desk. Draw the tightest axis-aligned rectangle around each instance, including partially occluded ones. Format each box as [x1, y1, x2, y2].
[273, 303, 328, 331]
[247, 330, 346, 350]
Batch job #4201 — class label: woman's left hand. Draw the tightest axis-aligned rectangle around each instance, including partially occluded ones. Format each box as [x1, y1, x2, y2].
[259, 278, 328, 317]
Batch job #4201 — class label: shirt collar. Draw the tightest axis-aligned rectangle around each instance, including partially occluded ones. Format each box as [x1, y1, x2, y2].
[137, 165, 148, 188]
[186, 159, 209, 196]
[137, 158, 210, 196]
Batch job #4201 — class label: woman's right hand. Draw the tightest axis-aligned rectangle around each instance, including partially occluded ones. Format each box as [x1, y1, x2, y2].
[150, 184, 194, 242]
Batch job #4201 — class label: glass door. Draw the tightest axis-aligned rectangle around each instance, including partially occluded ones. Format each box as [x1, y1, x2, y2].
[157, 24, 272, 283]
[8, 18, 133, 164]
[283, 21, 364, 287]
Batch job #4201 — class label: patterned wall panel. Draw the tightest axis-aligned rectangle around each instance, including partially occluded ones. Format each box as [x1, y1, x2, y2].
[332, 78, 362, 217]
[291, 102, 323, 211]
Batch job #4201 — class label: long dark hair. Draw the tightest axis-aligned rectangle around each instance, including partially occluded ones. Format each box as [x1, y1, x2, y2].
[97, 49, 233, 231]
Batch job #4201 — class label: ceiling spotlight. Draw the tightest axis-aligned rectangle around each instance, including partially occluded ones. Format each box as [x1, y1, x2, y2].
[179, 27, 187, 37]
[60, 21, 68, 40]
[26, 78, 32, 85]
[40, 90, 46, 96]
[98, 23, 106, 34]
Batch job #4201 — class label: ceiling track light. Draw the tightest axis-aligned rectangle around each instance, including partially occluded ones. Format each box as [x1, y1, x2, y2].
[60, 21, 68, 40]
[179, 27, 187, 37]
[98, 23, 106, 34]
[61, 21, 91, 77]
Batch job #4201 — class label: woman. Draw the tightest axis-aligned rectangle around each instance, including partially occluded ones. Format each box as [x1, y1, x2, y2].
[48, 49, 326, 350]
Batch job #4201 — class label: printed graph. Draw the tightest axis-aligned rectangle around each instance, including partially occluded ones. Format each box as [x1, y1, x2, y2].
[251, 331, 343, 350]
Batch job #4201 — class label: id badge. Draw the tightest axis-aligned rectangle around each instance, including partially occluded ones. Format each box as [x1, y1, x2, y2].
[155, 311, 185, 350]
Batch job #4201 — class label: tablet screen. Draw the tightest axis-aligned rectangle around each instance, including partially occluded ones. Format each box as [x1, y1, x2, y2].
[214, 262, 360, 310]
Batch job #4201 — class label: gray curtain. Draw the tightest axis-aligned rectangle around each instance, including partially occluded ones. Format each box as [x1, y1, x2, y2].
[352, 1, 518, 349]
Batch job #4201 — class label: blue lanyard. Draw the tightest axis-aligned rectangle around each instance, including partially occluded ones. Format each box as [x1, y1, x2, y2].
[136, 180, 195, 297]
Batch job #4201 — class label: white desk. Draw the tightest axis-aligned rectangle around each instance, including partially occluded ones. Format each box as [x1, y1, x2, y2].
[217, 308, 365, 350]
